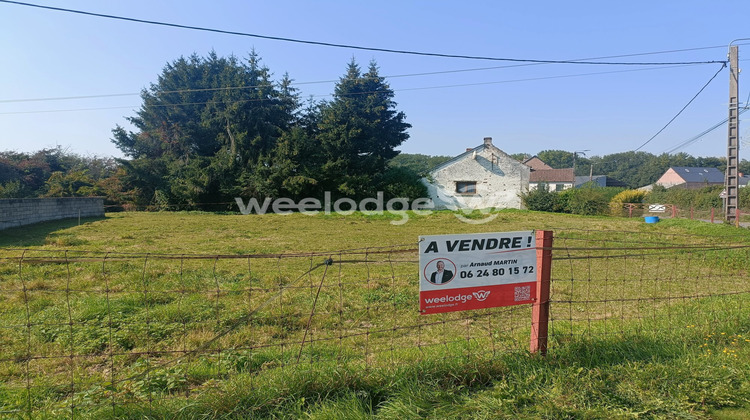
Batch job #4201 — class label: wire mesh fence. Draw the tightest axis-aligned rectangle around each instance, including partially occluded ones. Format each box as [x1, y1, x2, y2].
[550, 229, 750, 343]
[0, 244, 533, 417]
[1, 229, 749, 417]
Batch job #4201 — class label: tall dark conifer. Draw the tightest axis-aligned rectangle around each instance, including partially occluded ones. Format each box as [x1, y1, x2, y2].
[316, 59, 411, 198]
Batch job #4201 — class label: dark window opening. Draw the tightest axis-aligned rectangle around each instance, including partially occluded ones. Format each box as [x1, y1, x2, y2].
[456, 181, 477, 194]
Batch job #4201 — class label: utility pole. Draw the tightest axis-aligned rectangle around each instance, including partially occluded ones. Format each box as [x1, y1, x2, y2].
[725, 45, 739, 223]
[572, 150, 589, 174]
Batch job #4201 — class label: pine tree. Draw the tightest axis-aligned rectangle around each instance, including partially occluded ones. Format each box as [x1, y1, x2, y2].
[111, 51, 295, 207]
[316, 59, 411, 199]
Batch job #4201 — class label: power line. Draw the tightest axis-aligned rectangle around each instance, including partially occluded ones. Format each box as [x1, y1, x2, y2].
[2, 44, 744, 105]
[662, 88, 750, 154]
[0, 63, 700, 104]
[0, 65, 703, 115]
[662, 108, 750, 154]
[633, 62, 727, 152]
[0, 0, 728, 66]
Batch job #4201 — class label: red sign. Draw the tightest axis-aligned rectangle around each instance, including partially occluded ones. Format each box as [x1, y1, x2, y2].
[419, 231, 536, 314]
[419, 283, 536, 314]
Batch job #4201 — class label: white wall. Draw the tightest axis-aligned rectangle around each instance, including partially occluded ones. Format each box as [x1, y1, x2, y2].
[423, 145, 529, 210]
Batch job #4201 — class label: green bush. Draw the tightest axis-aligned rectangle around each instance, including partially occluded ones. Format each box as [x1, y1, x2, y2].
[378, 166, 428, 203]
[645, 185, 724, 211]
[520, 185, 561, 212]
[609, 189, 647, 216]
[561, 187, 610, 215]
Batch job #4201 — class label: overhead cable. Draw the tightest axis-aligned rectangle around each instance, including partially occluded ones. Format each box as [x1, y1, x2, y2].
[0, 65, 702, 115]
[663, 88, 750, 154]
[0, 64, 700, 107]
[633, 63, 727, 152]
[0, 0, 728, 66]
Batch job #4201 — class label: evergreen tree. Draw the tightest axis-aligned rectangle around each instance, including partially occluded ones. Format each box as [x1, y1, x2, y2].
[316, 60, 411, 199]
[111, 51, 295, 207]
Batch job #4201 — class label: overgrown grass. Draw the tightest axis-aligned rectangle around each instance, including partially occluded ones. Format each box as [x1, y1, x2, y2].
[0, 210, 749, 418]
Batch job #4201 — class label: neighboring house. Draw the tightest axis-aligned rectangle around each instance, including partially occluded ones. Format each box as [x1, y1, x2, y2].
[422, 137, 530, 210]
[529, 168, 575, 192]
[654, 167, 724, 189]
[522, 156, 554, 171]
[574, 175, 628, 188]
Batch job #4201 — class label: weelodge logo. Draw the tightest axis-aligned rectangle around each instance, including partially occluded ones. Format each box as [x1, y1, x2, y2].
[423, 292, 474, 305]
[236, 191, 501, 225]
[472, 290, 491, 301]
[235, 191, 434, 225]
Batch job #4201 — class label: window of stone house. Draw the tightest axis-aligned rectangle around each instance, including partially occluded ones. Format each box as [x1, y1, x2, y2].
[555, 183, 564, 192]
[456, 181, 477, 194]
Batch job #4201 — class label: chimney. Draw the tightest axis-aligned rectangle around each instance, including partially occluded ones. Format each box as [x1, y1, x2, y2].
[466, 148, 473, 152]
[483, 137, 493, 147]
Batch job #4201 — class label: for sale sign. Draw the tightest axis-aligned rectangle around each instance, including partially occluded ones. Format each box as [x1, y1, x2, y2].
[419, 231, 536, 314]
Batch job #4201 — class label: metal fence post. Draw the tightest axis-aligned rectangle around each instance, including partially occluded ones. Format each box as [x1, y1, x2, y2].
[530, 230, 553, 355]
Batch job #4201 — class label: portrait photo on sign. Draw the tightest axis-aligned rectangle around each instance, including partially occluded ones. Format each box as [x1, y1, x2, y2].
[424, 258, 456, 285]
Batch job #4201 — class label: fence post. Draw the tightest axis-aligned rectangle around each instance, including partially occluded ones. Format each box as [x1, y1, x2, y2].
[711, 207, 715, 224]
[530, 230, 553, 355]
[672, 205, 677, 218]
[628, 204, 633, 218]
[736, 208, 741, 228]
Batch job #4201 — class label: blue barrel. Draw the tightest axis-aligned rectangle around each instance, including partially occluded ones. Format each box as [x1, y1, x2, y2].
[644, 216, 660, 223]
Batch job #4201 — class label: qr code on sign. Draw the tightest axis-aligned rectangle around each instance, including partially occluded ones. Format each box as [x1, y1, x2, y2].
[514, 286, 531, 301]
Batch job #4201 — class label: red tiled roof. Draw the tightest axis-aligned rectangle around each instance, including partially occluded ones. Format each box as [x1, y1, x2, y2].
[522, 156, 554, 171]
[529, 168, 575, 183]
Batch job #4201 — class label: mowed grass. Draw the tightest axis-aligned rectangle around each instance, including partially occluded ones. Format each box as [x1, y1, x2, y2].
[0, 210, 749, 418]
[3, 208, 738, 253]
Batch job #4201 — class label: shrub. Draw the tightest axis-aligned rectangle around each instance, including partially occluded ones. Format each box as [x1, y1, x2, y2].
[609, 189, 647, 216]
[562, 187, 610, 215]
[520, 185, 561, 212]
[645, 185, 724, 211]
[378, 166, 428, 203]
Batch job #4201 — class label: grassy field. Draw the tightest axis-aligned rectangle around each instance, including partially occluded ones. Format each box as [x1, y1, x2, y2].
[1, 210, 749, 419]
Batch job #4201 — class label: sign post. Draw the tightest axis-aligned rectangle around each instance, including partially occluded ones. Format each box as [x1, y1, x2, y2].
[530, 230, 553, 355]
[418, 231, 537, 314]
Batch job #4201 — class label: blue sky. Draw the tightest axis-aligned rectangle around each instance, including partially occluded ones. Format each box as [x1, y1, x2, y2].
[1, 0, 750, 159]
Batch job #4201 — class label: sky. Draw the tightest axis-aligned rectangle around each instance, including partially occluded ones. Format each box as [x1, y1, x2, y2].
[2, 0, 750, 160]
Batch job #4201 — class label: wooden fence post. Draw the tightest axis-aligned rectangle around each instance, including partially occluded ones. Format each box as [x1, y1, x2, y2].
[736, 208, 741, 228]
[530, 230, 553, 355]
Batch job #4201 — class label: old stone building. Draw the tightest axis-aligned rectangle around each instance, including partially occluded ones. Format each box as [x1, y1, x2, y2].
[422, 137, 530, 210]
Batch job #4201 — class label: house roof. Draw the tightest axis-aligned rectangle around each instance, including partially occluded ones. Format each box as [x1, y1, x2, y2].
[428, 138, 517, 173]
[529, 168, 575, 183]
[669, 167, 724, 184]
[574, 175, 628, 188]
[522, 156, 553, 171]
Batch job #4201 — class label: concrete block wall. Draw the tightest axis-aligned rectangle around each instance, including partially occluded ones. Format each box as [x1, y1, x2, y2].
[0, 197, 104, 230]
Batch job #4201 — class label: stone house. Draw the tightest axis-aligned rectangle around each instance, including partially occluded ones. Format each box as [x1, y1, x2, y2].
[422, 137, 530, 210]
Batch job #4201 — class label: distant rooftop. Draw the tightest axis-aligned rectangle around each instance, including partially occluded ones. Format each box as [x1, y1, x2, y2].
[670, 167, 724, 184]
